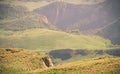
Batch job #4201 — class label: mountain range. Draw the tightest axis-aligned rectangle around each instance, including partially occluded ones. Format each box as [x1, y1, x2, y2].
[34, 0, 120, 44]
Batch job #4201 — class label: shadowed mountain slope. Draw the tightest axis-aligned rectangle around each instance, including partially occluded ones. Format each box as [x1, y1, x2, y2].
[49, 48, 120, 60]
[96, 18, 120, 44]
[34, 0, 120, 31]
[34, 0, 120, 44]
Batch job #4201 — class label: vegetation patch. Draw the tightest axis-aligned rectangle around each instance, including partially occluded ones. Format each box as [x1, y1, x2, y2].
[0, 48, 50, 74]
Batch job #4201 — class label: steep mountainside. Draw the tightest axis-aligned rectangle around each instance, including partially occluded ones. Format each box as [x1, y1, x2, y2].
[34, 0, 120, 44]
[34, 0, 120, 31]
[96, 18, 120, 44]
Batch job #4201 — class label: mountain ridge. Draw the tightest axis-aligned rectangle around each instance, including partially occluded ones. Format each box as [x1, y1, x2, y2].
[34, 0, 120, 44]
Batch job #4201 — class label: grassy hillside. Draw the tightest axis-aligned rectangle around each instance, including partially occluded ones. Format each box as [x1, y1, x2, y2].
[1, 48, 120, 74]
[64, 0, 106, 5]
[0, 48, 48, 74]
[40, 57, 120, 74]
[0, 0, 53, 11]
[0, 29, 112, 50]
[0, 3, 56, 31]
[0, 12, 56, 31]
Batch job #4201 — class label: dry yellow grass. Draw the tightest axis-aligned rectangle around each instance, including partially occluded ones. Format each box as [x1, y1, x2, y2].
[0, 48, 47, 73]
[40, 57, 120, 74]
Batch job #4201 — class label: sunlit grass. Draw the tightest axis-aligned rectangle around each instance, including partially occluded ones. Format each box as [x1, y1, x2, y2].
[40, 57, 120, 74]
[0, 29, 112, 50]
[0, 48, 47, 74]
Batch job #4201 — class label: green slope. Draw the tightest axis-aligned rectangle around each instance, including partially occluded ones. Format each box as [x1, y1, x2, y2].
[40, 57, 120, 74]
[0, 29, 112, 50]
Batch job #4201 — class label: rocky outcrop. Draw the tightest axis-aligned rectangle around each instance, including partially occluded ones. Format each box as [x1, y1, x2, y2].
[41, 16, 49, 24]
[42, 56, 53, 67]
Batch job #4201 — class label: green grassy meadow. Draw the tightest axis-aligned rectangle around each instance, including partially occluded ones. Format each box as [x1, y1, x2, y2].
[0, 28, 112, 51]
